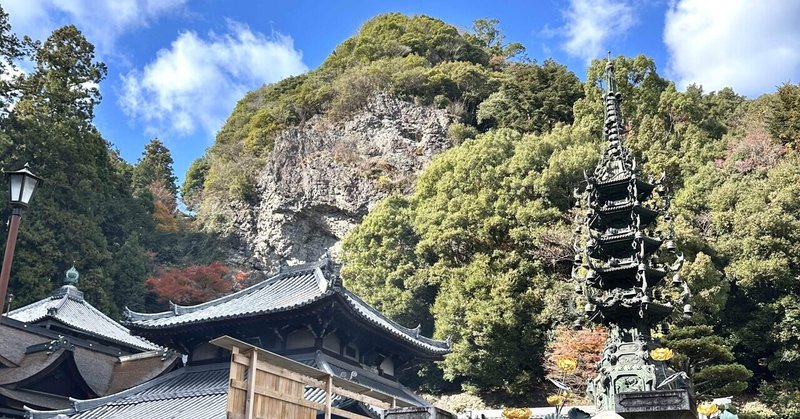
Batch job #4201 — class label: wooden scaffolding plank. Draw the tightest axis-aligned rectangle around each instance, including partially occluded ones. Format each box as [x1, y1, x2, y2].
[213, 335, 410, 419]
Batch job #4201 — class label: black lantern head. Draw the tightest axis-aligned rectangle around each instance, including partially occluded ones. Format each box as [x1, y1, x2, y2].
[5, 164, 42, 208]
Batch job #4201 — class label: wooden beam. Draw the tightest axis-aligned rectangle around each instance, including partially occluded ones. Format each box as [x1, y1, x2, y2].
[331, 386, 391, 410]
[245, 349, 257, 419]
[232, 353, 327, 388]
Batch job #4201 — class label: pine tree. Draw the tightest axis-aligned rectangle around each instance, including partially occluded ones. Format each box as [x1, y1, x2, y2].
[662, 326, 752, 397]
[133, 138, 178, 197]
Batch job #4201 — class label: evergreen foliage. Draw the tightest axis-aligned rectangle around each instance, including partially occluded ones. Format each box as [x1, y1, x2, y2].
[133, 138, 179, 197]
[661, 325, 752, 397]
[1, 23, 131, 315]
[768, 83, 800, 147]
[343, 126, 599, 398]
[0, 6, 223, 317]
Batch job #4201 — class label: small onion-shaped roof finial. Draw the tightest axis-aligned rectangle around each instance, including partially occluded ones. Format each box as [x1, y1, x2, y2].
[65, 265, 79, 285]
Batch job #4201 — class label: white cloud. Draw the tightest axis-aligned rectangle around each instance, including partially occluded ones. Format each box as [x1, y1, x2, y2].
[119, 21, 307, 137]
[664, 0, 800, 97]
[562, 0, 636, 63]
[4, 0, 186, 52]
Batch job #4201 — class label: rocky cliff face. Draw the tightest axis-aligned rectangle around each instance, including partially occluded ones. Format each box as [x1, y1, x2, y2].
[229, 94, 452, 270]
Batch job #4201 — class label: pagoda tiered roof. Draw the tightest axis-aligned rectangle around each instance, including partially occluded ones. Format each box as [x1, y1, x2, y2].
[589, 231, 662, 258]
[124, 259, 451, 357]
[588, 203, 659, 229]
[589, 263, 668, 290]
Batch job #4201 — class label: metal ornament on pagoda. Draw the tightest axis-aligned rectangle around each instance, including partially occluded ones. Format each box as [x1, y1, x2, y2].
[571, 59, 693, 414]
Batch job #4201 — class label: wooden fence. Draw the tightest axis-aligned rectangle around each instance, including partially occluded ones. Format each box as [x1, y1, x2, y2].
[211, 336, 414, 419]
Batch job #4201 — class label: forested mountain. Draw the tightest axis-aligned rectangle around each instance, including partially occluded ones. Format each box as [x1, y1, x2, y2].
[184, 13, 800, 414]
[2, 6, 799, 415]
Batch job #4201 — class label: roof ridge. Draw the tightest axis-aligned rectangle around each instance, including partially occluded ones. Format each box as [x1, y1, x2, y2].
[53, 299, 159, 352]
[122, 386, 229, 403]
[338, 288, 449, 350]
[124, 260, 329, 321]
[7, 292, 159, 352]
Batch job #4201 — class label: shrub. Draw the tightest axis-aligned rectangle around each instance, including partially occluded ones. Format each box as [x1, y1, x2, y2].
[447, 122, 478, 145]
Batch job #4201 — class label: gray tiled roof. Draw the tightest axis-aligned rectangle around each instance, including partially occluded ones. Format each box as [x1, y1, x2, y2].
[28, 353, 428, 418]
[7, 285, 159, 352]
[28, 363, 230, 419]
[125, 260, 450, 355]
[314, 353, 430, 408]
[339, 289, 450, 355]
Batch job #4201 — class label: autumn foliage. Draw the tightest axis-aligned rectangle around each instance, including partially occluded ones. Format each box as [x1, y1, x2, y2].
[544, 326, 607, 396]
[146, 262, 237, 305]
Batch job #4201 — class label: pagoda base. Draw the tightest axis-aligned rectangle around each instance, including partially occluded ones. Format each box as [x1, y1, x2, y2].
[615, 390, 697, 419]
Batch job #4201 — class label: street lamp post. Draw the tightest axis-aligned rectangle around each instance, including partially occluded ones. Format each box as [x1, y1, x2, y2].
[0, 163, 42, 314]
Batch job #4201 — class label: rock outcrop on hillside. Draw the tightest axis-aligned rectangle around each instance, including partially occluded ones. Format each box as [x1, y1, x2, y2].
[229, 94, 452, 270]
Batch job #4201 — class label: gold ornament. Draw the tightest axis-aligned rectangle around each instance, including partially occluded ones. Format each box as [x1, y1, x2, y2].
[650, 347, 674, 361]
[501, 407, 532, 419]
[697, 402, 719, 416]
[556, 357, 578, 372]
[546, 394, 566, 407]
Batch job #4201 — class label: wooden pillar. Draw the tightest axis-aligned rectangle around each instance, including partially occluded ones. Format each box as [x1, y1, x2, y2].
[245, 349, 258, 419]
[324, 374, 333, 419]
[227, 346, 241, 415]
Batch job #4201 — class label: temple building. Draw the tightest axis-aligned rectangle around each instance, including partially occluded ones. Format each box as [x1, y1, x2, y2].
[28, 258, 449, 418]
[0, 267, 179, 418]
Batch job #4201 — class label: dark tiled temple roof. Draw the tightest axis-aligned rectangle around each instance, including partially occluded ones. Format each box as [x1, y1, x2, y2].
[28, 351, 429, 418]
[27, 363, 230, 419]
[0, 320, 178, 417]
[7, 285, 159, 352]
[125, 260, 450, 356]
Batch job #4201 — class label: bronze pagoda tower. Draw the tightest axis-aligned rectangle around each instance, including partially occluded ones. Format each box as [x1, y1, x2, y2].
[572, 58, 694, 414]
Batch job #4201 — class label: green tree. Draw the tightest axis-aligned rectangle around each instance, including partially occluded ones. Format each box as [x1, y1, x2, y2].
[341, 195, 429, 330]
[0, 24, 154, 317]
[662, 326, 752, 397]
[477, 60, 583, 133]
[181, 156, 210, 211]
[109, 234, 148, 311]
[0, 4, 27, 115]
[768, 82, 800, 147]
[343, 127, 599, 399]
[133, 138, 178, 197]
[468, 18, 525, 62]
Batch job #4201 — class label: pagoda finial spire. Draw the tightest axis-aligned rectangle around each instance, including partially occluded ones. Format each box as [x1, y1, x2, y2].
[603, 53, 624, 145]
[605, 51, 617, 95]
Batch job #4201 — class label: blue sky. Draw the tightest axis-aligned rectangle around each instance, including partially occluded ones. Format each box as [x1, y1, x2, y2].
[5, 0, 800, 185]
